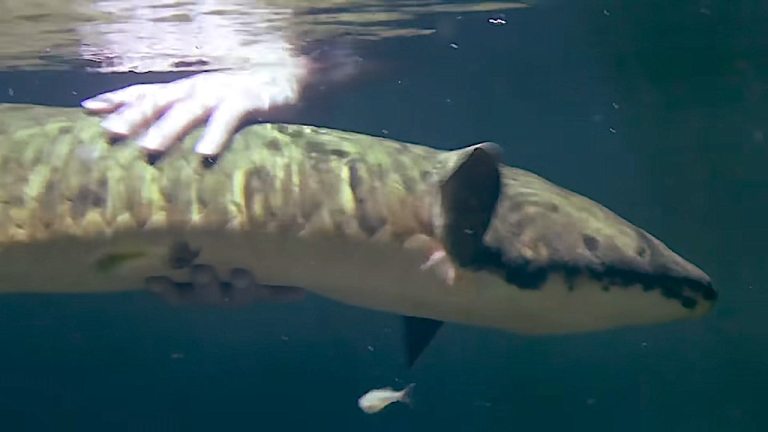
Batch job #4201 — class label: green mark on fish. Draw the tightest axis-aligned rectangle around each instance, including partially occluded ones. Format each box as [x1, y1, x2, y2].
[93, 250, 148, 273]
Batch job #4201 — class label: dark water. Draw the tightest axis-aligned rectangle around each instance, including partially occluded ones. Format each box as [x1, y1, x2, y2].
[0, 1, 766, 431]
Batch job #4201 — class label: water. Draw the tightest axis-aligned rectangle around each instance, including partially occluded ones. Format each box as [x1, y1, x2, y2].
[0, 0, 766, 430]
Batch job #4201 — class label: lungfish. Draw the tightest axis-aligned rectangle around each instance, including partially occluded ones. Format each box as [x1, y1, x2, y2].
[0, 104, 716, 365]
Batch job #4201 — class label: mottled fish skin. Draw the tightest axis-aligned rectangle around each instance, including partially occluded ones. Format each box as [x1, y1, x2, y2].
[0, 104, 436, 244]
[0, 104, 716, 335]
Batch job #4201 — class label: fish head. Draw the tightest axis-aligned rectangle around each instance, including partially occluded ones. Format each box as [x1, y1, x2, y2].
[429, 142, 717, 334]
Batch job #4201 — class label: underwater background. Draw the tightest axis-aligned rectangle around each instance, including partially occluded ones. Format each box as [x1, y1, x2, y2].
[0, 0, 766, 430]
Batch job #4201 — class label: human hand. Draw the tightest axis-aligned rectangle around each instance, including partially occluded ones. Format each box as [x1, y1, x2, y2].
[82, 68, 304, 161]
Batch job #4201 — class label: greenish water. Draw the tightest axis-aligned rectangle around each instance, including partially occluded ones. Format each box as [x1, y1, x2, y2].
[0, 1, 765, 430]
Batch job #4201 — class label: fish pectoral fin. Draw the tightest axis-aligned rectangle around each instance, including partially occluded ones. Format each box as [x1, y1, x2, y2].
[404, 234, 457, 285]
[402, 315, 444, 368]
[146, 266, 306, 308]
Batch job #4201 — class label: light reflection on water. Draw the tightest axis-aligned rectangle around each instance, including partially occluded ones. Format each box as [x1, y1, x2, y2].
[0, 0, 526, 72]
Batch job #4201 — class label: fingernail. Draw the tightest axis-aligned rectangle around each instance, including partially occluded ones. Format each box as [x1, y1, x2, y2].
[194, 137, 222, 156]
[101, 118, 129, 136]
[81, 98, 111, 111]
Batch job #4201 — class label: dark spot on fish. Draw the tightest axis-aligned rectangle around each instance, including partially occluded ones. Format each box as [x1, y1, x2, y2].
[265, 139, 282, 152]
[21, 13, 55, 23]
[167, 241, 200, 269]
[243, 165, 276, 225]
[245, 166, 274, 192]
[276, 124, 304, 138]
[543, 202, 559, 213]
[582, 234, 600, 253]
[660, 284, 684, 300]
[680, 296, 697, 309]
[348, 161, 362, 193]
[70, 179, 107, 221]
[399, 174, 417, 193]
[601, 285, 610, 292]
[328, 149, 350, 159]
[347, 160, 387, 237]
[505, 201, 527, 215]
[636, 246, 648, 258]
[305, 140, 327, 155]
[504, 263, 547, 290]
[38, 174, 61, 228]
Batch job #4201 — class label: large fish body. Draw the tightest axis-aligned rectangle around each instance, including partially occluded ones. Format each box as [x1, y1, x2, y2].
[0, 105, 716, 338]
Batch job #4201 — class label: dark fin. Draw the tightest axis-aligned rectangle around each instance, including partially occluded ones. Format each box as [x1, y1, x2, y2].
[439, 144, 502, 267]
[403, 316, 444, 367]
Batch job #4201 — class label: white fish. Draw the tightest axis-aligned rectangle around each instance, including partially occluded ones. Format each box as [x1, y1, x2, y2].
[357, 384, 415, 414]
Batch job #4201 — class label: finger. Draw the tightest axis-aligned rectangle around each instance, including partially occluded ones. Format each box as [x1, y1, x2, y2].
[99, 84, 188, 137]
[81, 84, 155, 114]
[193, 97, 253, 156]
[138, 98, 214, 154]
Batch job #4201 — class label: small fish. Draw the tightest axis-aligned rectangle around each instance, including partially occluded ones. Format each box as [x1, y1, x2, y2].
[357, 383, 415, 414]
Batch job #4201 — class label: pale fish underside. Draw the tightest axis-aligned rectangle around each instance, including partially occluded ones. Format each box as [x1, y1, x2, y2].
[0, 104, 716, 364]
